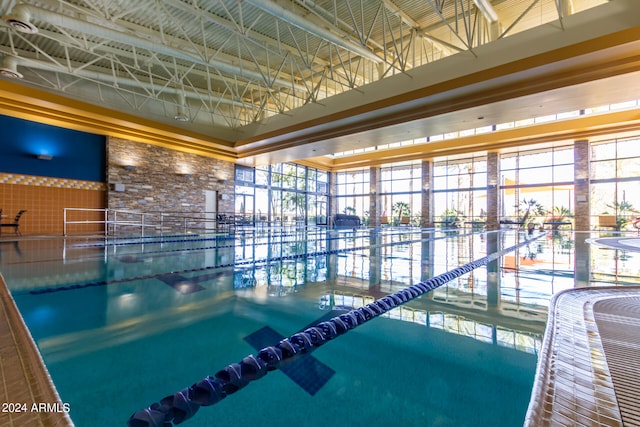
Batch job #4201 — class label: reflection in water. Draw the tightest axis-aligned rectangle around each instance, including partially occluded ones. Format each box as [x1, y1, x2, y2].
[3, 229, 640, 427]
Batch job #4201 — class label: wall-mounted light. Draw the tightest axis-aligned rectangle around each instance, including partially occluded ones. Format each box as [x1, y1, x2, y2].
[123, 165, 137, 171]
[36, 154, 52, 160]
[177, 172, 192, 178]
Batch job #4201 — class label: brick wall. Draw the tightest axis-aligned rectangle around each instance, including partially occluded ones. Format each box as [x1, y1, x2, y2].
[0, 175, 105, 235]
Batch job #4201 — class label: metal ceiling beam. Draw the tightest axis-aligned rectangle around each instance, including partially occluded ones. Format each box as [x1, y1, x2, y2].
[165, 0, 331, 69]
[244, 0, 384, 64]
[473, 0, 499, 23]
[2, 4, 309, 93]
[3, 54, 246, 109]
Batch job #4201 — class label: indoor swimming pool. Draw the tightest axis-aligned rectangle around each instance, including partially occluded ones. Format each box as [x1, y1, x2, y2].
[2, 228, 639, 427]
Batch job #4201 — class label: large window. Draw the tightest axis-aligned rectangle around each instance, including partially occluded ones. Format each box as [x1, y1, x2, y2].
[335, 169, 370, 218]
[380, 162, 421, 225]
[235, 163, 329, 225]
[433, 156, 487, 226]
[591, 136, 640, 229]
[500, 147, 574, 225]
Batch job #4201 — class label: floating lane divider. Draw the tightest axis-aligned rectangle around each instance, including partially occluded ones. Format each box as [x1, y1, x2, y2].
[127, 232, 546, 427]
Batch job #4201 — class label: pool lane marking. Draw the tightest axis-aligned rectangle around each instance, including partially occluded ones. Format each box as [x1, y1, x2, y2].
[156, 271, 228, 294]
[156, 274, 206, 294]
[243, 310, 344, 395]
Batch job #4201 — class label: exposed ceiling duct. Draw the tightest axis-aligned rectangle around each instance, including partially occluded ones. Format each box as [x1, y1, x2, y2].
[0, 56, 23, 79]
[174, 93, 189, 122]
[2, 5, 38, 34]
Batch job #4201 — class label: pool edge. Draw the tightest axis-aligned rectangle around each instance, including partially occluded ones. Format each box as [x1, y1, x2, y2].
[524, 286, 640, 427]
[0, 273, 74, 427]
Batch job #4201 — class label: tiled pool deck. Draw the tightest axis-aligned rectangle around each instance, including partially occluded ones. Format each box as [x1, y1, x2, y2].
[0, 273, 73, 427]
[525, 287, 640, 427]
[1, 235, 640, 427]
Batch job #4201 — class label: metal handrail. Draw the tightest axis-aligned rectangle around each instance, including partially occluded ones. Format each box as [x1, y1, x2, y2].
[63, 208, 219, 236]
[63, 208, 327, 236]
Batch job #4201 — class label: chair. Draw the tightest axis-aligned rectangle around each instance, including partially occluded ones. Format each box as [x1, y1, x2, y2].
[598, 215, 619, 231]
[0, 210, 27, 236]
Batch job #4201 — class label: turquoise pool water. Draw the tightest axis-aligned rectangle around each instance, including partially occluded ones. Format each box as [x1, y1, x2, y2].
[0, 228, 611, 426]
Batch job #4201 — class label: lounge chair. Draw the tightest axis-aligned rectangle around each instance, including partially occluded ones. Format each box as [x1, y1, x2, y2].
[598, 215, 618, 231]
[0, 210, 27, 236]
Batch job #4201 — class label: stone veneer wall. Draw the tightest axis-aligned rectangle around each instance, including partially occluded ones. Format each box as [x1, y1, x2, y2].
[107, 137, 235, 216]
[486, 152, 500, 231]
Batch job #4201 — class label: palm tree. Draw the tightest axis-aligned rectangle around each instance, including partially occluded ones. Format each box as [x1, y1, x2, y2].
[393, 201, 411, 224]
[519, 198, 545, 228]
[548, 206, 574, 230]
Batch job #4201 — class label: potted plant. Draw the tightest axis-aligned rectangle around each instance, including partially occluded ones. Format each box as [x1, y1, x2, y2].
[343, 206, 356, 215]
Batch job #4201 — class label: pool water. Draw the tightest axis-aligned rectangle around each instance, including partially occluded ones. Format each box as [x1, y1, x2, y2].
[2, 228, 630, 427]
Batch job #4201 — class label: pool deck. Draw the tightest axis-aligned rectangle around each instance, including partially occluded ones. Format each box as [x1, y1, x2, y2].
[1, 234, 640, 426]
[525, 286, 640, 427]
[523, 235, 640, 427]
[0, 273, 73, 427]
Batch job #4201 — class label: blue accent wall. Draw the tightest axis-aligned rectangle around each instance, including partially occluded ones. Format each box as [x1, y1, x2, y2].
[0, 114, 106, 182]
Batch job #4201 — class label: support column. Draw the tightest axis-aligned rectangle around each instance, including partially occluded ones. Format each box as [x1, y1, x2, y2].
[486, 151, 500, 231]
[486, 232, 501, 310]
[369, 232, 382, 288]
[421, 230, 435, 300]
[369, 166, 381, 227]
[574, 139, 590, 232]
[574, 139, 591, 287]
[574, 234, 591, 288]
[329, 171, 338, 227]
[421, 160, 433, 228]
